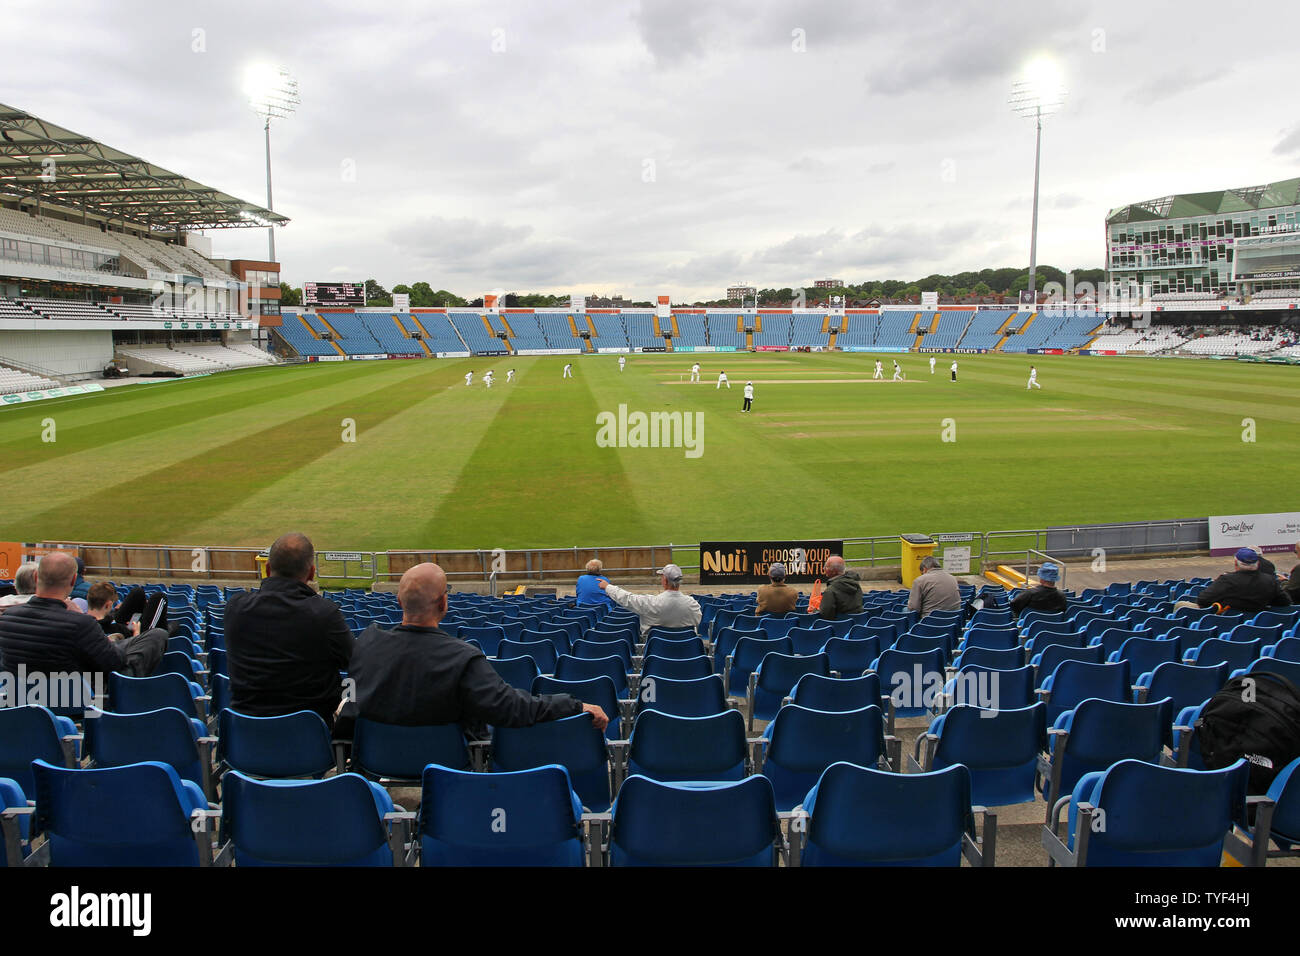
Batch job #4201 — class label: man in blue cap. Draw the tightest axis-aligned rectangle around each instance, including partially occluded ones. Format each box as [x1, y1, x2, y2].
[1195, 548, 1291, 614]
[1009, 561, 1068, 616]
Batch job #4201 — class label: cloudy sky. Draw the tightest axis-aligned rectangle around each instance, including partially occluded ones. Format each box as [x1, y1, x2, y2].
[5, 0, 1298, 301]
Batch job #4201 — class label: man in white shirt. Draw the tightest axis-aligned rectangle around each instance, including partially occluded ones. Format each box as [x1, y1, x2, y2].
[930, 356, 936, 375]
[506, 368, 516, 383]
[563, 363, 573, 379]
[482, 370, 494, 388]
[892, 360, 903, 381]
[1027, 365, 1041, 389]
[690, 363, 701, 383]
[950, 360, 958, 382]
[464, 371, 474, 386]
[716, 370, 730, 389]
[598, 564, 702, 638]
[742, 381, 754, 412]
[618, 356, 626, 372]
[873, 360, 883, 380]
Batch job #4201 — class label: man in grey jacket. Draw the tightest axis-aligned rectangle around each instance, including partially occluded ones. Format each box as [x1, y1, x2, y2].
[907, 555, 962, 618]
[599, 564, 702, 637]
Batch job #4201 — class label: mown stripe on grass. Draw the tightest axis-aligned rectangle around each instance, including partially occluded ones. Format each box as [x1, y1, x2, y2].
[5, 363, 454, 544]
[420, 360, 659, 548]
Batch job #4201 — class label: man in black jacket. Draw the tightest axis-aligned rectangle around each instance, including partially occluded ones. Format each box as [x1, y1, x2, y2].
[1010, 562, 1068, 616]
[334, 562, 608, 740]
[224, 532, 353, 728]
[0, 551, 166, 688]
[818, 555, 864, 620]
[1196, 548, 1292, 614]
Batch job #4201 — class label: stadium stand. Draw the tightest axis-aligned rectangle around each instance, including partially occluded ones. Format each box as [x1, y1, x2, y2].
[956, 310, 1014, 350]
[310, 313, 382, 355]
[0, 364, 59, 393]
[623, 312, 660, 349]
[272, 315, 340, 357]
[790, 314, 830, 348]
[873, 310, 918, 348]
[833, 313, 875, 348]
[922, 310, 973, 350]
[587, 313, 629, 350]
[0, 567, 1283, 868]
[535, 313, 581, 350]
[1251, 288, 1300, 300]
[355, 314, 424, 355]
[407, 313, 470, 354]
[1180, 331, 1288, 355]
[496, 314, 550, 351]
[1001, 311, 1102, 352]
[16, 298, 116, 321]
[673, 313, 708, 347]
[753, 313, 792, 348]
[448, 312, 507, 354]
[705, 312, 744, 349]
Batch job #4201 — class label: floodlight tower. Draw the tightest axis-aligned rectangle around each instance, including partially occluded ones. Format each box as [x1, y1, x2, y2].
[1009, 57, 1067, 299]
[242, 64, 299, 262]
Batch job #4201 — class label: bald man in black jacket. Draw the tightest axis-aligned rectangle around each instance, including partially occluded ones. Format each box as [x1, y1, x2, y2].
[334, 562, 608, 741]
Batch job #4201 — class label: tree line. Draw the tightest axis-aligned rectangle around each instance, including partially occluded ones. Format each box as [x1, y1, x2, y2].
[278, 265, 1105, 310]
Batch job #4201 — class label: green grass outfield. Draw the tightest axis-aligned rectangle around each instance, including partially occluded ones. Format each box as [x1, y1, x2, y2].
[0, 351, 1296, 552]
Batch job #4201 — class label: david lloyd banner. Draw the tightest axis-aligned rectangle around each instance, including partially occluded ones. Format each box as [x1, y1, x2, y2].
[1209, 512, 1300, 556]
[699, 540, 843, 584]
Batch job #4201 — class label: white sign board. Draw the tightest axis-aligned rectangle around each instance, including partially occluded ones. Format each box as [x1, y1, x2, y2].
[393, 293, 410, 312]
[942, 546, 971, 574]
[1209, 512, 1300, 556]
[921, 292, 939, 310]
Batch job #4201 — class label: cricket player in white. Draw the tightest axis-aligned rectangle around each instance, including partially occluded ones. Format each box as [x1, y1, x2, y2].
[563, 363, 573, 378]
[873, 360, 883, 380]
[464, 371, 474, 386]
[1027, 365, 1041, 389]
[506, 368, 515, 383]
[690, 363, 701, 383]
[742, 381, 754, 412]
[892, 360, 903, 381]
[618, 356, 626, 372]
[930, 356, 936, 375]
[482, 370, 494, 388]
[717, 370, 730, 389]
[950, 360, 958, 382]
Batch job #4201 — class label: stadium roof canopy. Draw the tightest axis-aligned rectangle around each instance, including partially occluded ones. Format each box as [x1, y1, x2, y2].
[0, 102, 289, 231]
[1107, 177, 1300, 225]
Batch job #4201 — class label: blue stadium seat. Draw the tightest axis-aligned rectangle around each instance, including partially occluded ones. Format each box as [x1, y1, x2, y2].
[350, 719, 471, 782]
[609, 775, 780, 866]
[761, 705, 889, 811]
[921, 703, 1047, 807]
[491, 713, 611, 812]
[625, 709, 747, 783]
[217, 709, 335, 779]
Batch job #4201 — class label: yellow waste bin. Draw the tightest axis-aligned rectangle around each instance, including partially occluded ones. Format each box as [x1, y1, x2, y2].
[900, 534, 936, 588]
[255, 553, 270, 579]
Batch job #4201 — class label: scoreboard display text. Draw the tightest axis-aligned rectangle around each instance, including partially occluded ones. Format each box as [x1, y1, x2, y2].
[304, 282, 365, 307]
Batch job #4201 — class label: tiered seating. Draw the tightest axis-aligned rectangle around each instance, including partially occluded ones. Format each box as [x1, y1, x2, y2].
[0, 299, 40, 320]
[447, 312, 505, 353]
[833, 314, 875, 347]
[587, 314, 628, 349]
[0, 365, 59, 393]
[4, 571, 1290, 868]
[623, 312, 660, 349]
[497, 314, 549, 351]
[16, 298, 116, 321]
[1181, 331, 1288, 355]
[873, 311, 916, 348]
[114, 346, 224, 374]
[1001, 311, 1100, 352]
[705, 312, 744, 349]
[355, 314, 423, 355]
[790, 314, 830, 348]
[101, 302, 175, 321]
[1150, 291, 1224, 303]
[535, 313, 580, 349]
[272, 315, 339, 357]
[922, 311, 973, 350]
[409, 313, 469, 354]
[753, 314, 792, 348]
[956, 310, 1013, 350]
[1251, 288, 1300, 300]
[672, 314, 708, 347]
[313, 313, 383, 355]
[171, 344, 277, 369]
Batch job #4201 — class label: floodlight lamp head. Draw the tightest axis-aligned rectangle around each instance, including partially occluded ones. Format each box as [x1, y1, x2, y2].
[244, 64, 300, 120]
[1008, 56, 1067, 119]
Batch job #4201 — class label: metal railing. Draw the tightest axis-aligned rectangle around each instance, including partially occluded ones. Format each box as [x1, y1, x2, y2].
[28, 516, 1215, 587]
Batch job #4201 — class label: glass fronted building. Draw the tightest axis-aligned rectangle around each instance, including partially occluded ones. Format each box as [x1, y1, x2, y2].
[1105, 178, 1300, 297]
